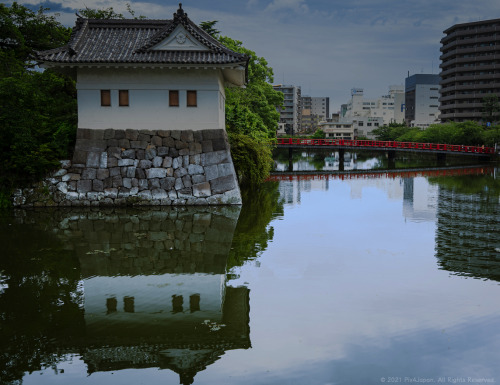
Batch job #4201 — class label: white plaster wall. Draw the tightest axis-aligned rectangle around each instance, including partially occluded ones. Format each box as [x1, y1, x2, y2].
[83, 273, 225, 321]
[77, 68, 226, 130]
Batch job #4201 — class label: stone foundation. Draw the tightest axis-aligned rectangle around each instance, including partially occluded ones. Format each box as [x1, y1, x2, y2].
[12, 128, 241, 207]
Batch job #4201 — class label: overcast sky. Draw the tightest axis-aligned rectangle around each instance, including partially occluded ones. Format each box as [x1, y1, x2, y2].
[15, 0, 500, 111]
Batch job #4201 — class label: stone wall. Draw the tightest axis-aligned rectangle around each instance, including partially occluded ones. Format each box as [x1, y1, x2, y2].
[12, 128, 241, 207]
[10, 206, 241, 276]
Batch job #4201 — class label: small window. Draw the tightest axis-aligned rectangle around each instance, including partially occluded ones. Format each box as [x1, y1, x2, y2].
[169, 90, 179, 107]
[119, 90, 129, 107]
[101, 90, 111, 107]
[187, 90, 197, 107]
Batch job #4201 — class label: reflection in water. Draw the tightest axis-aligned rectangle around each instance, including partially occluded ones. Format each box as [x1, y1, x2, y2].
[430, 173, 500, 282]
[1, 168, 499, 384]
[273, 148, 483, 173]
[0, 207, 250, 385]
[275, 167, 500, 284]
[227, 182, 284, 273]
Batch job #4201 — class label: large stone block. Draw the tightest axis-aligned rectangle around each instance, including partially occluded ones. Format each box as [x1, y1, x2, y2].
[122, 149, 135, 159]
[77, 180, 92, 193]
[97, 168, 109, 180]
[188, 164, 204, 175]
[151, 188, 168, 200]
[82, 168, 97, 180]
[160, 177, 176, 190]
[146, 168, 167, 178]
[210, 175, 236, 194]
[193, 182, 211, 197]
[86, 152, 101, 168]
[118, 159, 135, 167]
[205, 165, 219, 181]
[93, 179, 104, 192]
[125, 129, 139, 140]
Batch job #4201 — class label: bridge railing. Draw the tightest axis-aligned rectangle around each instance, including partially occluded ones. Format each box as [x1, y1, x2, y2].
[276, 138, 496, 154]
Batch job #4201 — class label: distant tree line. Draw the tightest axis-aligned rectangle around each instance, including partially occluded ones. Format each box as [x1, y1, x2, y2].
[371, 121, 499, 147]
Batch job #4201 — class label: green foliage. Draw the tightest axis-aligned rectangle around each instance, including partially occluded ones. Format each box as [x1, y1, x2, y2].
[311, 129, 325, 139]
[78, 4, 146, 20]
[373, 120, 499, 147]
[428, 174, 500, 197]
[199, 20, 220, 37]
[0, 2, 71, 74]
[227, 182, 284, 270]
[482, 94, 500, 123]
[371, 122, 411, 141]
[201, 22, 283, 185]
[0, 3, 77, 193]
[228, 133, 273, 185]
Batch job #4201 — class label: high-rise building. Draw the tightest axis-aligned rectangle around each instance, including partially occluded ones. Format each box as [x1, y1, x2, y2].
[439, 18, 500, 122]
[273, 84, 302, 134]
[300, 96, 330, 132]
[405, 74, 440, 128]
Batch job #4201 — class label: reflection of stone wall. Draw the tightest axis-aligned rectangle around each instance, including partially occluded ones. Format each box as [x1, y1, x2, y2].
[13, 206, 241, 277]
[12, 128, 241, 207]
[435, 188, 500, 281]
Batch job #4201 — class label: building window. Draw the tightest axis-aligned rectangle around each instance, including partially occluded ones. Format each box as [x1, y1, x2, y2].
[358, 122, 364, 126]
[187, 90, 197, 107]
[101, 90, 111, 107]
[367, 122, 372, 126]
[169, 90, 179, 107]
[119, 90, 129, 107]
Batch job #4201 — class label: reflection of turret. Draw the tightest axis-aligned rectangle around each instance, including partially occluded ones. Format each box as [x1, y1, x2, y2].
[435, 187, 500, 281]
[4, 207, 250, 384]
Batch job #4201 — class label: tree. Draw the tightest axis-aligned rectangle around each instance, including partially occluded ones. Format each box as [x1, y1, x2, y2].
[0, 2, 71, 74]
[0, 3, 76, 200]
[200, 22, 283, 184]
[77, 4, 146, 20]
[482, 94, 500, 124]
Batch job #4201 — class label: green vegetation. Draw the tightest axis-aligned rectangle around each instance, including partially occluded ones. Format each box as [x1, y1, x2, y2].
[371, 121, 500, 147]
[200, 22, 283, 185]
[227, 182, 284, 271]
[482, 94, 500, 123]
[428, 174, 500, 197]
[0, 3, 77, 199]
[310, 129, 326, 139]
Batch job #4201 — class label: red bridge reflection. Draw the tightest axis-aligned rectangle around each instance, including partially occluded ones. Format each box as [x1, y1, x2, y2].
[267, 166, 495, 182]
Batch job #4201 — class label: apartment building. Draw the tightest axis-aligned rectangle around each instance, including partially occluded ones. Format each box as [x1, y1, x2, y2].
[273, 84, 302, 134]
[439, 18, 500, 122]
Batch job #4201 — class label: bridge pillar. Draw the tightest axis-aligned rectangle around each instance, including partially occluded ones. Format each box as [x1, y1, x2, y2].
[387, 150, 396, 169]
[338, 149, 345, 171]
[437, 153, 446, 166]
[288, 148, 294, 171]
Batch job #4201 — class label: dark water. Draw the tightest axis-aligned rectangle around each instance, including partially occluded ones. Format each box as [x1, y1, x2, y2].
[1, 161, 499, 385]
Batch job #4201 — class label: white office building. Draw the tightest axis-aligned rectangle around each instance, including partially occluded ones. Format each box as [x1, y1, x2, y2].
[341, 86, 405, 138]
[405, 74, 440, 128]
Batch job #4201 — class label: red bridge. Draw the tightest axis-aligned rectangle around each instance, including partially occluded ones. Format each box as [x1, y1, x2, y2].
[276, 138, 496, 156]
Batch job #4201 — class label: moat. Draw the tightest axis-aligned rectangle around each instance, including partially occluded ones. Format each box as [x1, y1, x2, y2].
[1, 152, 499, 385]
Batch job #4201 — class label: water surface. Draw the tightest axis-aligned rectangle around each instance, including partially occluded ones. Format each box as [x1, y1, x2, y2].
[1, 163, 499, 385]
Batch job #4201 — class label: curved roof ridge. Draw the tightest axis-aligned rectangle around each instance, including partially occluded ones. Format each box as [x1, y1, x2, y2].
[68, 18, 88, 55]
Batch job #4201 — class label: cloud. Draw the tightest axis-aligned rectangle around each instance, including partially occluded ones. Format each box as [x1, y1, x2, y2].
[264, 0, 309, 14]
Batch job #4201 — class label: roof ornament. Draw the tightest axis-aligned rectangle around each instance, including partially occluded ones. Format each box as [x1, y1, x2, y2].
[174, 3, 188, 21]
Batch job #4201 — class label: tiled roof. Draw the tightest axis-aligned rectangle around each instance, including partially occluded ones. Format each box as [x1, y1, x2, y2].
[36, 5, 248, 67]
